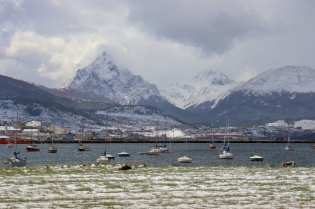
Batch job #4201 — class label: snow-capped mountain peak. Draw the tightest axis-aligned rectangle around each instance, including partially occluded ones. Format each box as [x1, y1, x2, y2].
[191, 70, 235, 85]
[159, 70, 239, 109]
[237, 66, 315, 95]
[62, 52, 161, 105]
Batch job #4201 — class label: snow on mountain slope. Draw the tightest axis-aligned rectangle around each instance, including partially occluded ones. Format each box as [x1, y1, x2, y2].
[159, 70, 239, 109]
[63, 52, 161, 105]
[237, 66, 315, 95]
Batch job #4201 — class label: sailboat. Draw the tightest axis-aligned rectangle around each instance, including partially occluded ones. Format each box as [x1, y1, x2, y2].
[147, 120, 161, 155]
[178, 136, 192, 163]
[219, 116, 234, 159]
[7, 115, 27, 167]
[285, 117, 294, 151]
[47, 135, 57, 153]
[97, 114, 115, 163]
[250, 127, 263, 161]
[157, 121, 170, 153]
[78, 124, 91, 151]
[209, 123, 216, 149]
[117, 133, 130, 157]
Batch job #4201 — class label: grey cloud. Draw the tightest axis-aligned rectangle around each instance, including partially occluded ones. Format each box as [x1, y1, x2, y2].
[126, 0, 271, 56]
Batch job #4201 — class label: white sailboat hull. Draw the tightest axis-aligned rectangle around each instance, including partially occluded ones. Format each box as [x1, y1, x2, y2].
[285, 144, 294, 151]
[8, 157, 27, 167]
[147, 148, 161, 155]
[219, 151, 234, 159]
[178, 156, 192, 163]
[96, 156, 109, 163]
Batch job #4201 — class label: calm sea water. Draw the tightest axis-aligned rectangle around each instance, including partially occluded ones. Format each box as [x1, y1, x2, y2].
[1, 142, 315, 167]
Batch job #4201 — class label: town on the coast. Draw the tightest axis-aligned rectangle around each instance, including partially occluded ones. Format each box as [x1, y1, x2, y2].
[1, 118, 315, 144]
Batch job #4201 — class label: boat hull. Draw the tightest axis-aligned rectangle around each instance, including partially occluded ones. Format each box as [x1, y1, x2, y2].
[117, 152, 130, 157]
[285, 145, 294, 151]
[47, 148, 57, 153]
[96, 156, 109, 163]
[219, 151, 234, 159]
[178, 156, 192, 163]
[8, 157, 27, 167]
[26, 145, 40, 152]
[250, 156, 264, 161]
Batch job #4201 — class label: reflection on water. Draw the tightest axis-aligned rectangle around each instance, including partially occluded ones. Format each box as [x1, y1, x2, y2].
[1, 143, 315, 167]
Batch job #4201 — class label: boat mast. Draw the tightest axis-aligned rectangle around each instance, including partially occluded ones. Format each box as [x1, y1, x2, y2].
[211, 122, 214, 144]
[227, 116, 230, 148]
[155, 120, 159, 148]
[287, 116, 290, 144]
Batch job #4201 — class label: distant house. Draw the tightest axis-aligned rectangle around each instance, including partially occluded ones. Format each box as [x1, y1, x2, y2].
[25, 121, 42, 128]
[47, 125, 57, 133]
[56, 127, 69, 135]
[23, 129, 40, 134]
[0, 125, 21, 133]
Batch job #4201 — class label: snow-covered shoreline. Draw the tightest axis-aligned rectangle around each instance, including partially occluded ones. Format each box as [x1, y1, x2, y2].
[1, 164, 314, 208]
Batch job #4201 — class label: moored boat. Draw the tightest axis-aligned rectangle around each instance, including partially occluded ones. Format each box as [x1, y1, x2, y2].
[78, 144, 91, 151]
[178, 155, 192, 163]
[47, 144, 57, 153]
[117, 151, 130, 157]
[250, 154, 264, 161]
[26, 144, 40, 152]
[219, 150, 234, 159]
[219, 116, 234, 159]
[209, 123, 216, 149]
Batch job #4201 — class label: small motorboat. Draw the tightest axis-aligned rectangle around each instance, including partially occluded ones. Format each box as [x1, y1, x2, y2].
[26, 144, 40, 152]
[312, 145, 315, 149]
[117, 151, 130, 157]
[250, 154, 264, 161]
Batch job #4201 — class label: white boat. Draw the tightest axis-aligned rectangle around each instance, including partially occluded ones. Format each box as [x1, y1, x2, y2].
[285, 117, 294, 151]
[178, 155, 192, 163]
[219, 116, 234, 159]
[147, 148, 161, 155]
[147, 121, 162, 155]
[96, 154, 109, 164]
[118, 136, 130, 157]
[219, 151, 234, 159]
[250, 154, 264, 161]
[178, 135, 192, 163]
[98, 115, 115, 160]
[250, 127, 263, 161]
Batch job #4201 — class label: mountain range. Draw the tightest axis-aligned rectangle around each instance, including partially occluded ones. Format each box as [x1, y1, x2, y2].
[1, 51, 315, 127]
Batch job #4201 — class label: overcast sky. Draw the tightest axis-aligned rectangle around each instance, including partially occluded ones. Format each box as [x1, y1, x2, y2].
[1, 0, 315, 88]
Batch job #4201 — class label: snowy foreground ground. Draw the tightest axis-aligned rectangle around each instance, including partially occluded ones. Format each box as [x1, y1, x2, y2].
[1, 164, 315, 209]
